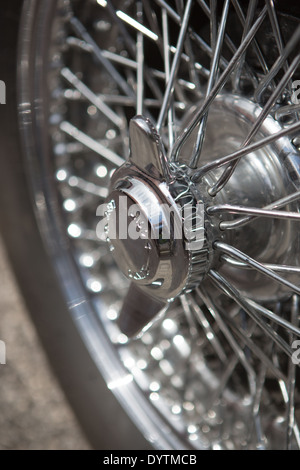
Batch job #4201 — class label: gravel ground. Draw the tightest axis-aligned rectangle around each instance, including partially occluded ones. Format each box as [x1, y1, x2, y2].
[0, 236, 91, 450]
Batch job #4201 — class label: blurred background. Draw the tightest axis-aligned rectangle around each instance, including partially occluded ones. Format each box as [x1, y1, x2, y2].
[0, 236, 90, 450]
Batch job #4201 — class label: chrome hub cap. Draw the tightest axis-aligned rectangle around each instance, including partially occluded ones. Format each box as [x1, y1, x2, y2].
[106, 116, 211, 335]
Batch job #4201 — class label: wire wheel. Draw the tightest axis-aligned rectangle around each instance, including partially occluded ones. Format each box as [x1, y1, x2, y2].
[19, 0, 300, 449]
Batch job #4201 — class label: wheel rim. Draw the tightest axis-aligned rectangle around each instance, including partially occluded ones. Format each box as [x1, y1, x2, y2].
[19, 0, 300, 449]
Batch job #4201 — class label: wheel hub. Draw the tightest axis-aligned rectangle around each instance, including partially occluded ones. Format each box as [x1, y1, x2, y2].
[181, 94, 299, 301]
[105, 116, 211, 306]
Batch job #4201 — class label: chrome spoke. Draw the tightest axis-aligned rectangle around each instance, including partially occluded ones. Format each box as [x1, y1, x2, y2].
[162, 7, 175, 148]
[142, 0, 161, 41]
[116, 10, 159, 42]
[214, 241, 300, 296]
[209, 54, 300, 195]
[174, 0, 200, 90]
[196, 287, 257, 398]
[70, 4, 163, 112]
[207, 204, 300, 223]
[136, 2, 144, 115]
[275, 103, 300, 120]
[232, 0, 259, 91]
[215, 278, 300, 340]
[251, 364, 267, 449]
[151, 67, 198, 92]
[105, 0, 137, 56]
[205, 355, 244, 416]
[245, 299, 300, 340]
[218, 311, 286, 382]
[67, 175, 109, 199]
[69, 15, 135, 99]
[189, 0, 230, 168]
[167, 47, 210, 79]
[99, 94, 183, 109]
[191, 121, 300, 182]
[197, 0, 257, 84]
[231, 0, 269, 78]
[287, 295, 299, 449]
[217, 190, 300, 230]
[60, 67, 124, 129]
[266, 0, 285, 58]
[157, 0, 193, 132]
[66, 37, 138, 69]
[171, 6, 267, 162]
[193, 296, 264, 448]
[208, 0, 217, 50]
[155, 0, 228, 70]
[60, 121, 124, 167]
[208, 270, 293, 357]
[180, 294, 199, 339]
[221, 255, 300, 275]
[102, 0, 165, 104]
[187, 294, 228, 363]
[254, 25, 300, 103]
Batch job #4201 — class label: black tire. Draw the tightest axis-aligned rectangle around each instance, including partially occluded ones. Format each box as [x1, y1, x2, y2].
[0, 0, 149, 450]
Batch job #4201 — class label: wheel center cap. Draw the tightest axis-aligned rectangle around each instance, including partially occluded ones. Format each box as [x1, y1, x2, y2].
[104, 116, 210, 303]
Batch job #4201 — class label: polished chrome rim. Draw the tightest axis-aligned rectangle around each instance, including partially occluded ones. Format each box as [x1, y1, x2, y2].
[20, 0, 300, 449]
